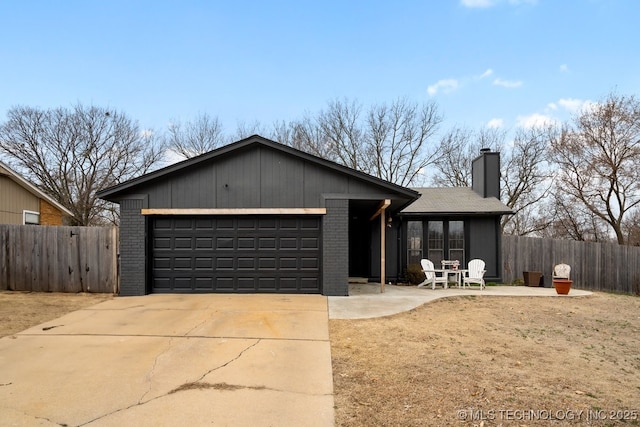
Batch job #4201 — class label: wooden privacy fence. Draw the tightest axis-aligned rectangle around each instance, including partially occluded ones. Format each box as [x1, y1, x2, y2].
[502, 235, 640, 295]
[0, 224, 118, 293]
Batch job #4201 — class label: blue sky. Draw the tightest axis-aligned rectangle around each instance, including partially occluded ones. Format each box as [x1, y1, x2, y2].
[1, 0, 638, 137]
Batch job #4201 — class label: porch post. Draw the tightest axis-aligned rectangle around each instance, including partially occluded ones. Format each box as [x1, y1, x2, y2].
[380, 208, 386, 293]
[370, 199, 391, 293]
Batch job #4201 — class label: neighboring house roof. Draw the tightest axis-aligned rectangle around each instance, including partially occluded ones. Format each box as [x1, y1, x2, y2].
[401, 187, 513, 215]
[0, 161, 74, 217]
[97, 134, 420, 205]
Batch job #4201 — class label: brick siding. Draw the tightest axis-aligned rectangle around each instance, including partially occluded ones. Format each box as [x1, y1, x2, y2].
[119, 198, 146, 296]
[39, 199, 64, 225]
[322, 199, 349, 296]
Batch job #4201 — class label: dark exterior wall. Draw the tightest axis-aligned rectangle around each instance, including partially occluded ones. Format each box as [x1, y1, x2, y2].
[322, 199, 349, 296]
[138, 146, 398, 210]
[398, 215, 503, 283]
[472, 151, 500, 199]
[119, 198, 147, 296]
[468, 216, 502, 281]
[106, 142, 417, 296]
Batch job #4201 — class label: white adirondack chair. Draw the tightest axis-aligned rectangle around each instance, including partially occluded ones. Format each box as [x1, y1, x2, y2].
[419, 259, 448, 289]
[553, 263, 571, 280]
[463, 259, 486, 290]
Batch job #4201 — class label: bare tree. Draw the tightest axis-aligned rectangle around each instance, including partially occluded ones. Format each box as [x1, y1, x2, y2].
[431, 127, 505, 187]
[365, 98, 442, 186]
[317, 99, 367, 172]
[431, 127, 477, 187]
[165, 112, 225, 159]
[232, 119, 267, 141]
[313, 98, 442, 186]
[550, 93, 640, 244]
[537, 190, 612, 242]
[0, 104, 164, 225]
[276, 117, 336, 160]
[623, 209, 640, 246]
[501, 126, 554, 235]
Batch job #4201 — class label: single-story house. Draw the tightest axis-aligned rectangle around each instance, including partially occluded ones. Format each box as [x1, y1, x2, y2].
[0, 161, 74, 225]
[97, 135, 511, 296]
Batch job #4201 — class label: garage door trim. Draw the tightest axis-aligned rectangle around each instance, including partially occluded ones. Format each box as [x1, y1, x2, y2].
[142, 208, 327, 215]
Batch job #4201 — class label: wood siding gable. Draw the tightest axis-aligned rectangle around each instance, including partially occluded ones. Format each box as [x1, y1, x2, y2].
[101, 136, 417, 210]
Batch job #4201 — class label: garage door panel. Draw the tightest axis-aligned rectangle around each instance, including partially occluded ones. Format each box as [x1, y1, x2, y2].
[215, 277, 235, 290]
[258, 237, 276, 250]
[215, 218, 234, 230]
[195, 258, 213, 270]
[195, 237, 213, 249]
[151, 216, 321, 293]
[238, 237, 256, 249]
[301, 258, 319, 270]
[216, 237, 235, 249]
[301, 237, 319, 250]
[216, 258, 234, 270]
[153, 238, 171, 249]
[238, 257, 256, 270]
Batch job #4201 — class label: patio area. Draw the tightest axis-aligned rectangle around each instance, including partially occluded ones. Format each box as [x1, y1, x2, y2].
[327, 283, 593, 319]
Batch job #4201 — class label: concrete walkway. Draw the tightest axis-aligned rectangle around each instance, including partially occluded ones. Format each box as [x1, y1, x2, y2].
[328, 283, 593, 319]
[0, 294, 334, 426]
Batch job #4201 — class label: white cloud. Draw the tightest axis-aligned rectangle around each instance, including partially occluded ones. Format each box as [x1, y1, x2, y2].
[487, 118, 504, 128]
[493, 78, 523, 88]
[558, 98, 589, 113]
[140, 129, 154, 138]
[461, 0, 537, 7]
[427, 79, 459, 96]
[516, 113, 556, 128]
[460, 0, 496, 7]
[476, 69, 494, 79]
[559, 64, 569, 73]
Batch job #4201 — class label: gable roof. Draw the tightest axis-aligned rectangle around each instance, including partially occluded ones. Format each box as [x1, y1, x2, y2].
[0, 161, 75, 217]
[97, 134, 420, 202]
[401, 187, 513, 216]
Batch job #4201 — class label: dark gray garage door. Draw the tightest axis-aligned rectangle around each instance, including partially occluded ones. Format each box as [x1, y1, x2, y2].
[150, 216, 322, 293]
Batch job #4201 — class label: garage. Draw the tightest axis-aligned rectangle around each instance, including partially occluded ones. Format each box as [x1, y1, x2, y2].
[151, 215, 322, 293]
[97, 135, 418, 296]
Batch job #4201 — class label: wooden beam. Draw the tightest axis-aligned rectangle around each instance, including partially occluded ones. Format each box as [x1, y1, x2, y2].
[368, 199, 392, 293]
[141, 208, 327, 215]
[380, 207, 386, 293]
[369, 199, 391, 221]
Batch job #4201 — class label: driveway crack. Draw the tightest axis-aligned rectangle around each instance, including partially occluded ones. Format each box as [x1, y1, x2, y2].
[137, 336, 174, 404]
[77, 338, 261, 426]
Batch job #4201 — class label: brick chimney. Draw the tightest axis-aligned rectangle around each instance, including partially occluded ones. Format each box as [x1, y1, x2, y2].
[472, 148, 500, 199]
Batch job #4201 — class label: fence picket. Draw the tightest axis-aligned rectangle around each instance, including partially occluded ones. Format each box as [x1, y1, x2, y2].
[502, 235, 640, 294]
[0, 225, 118, 293]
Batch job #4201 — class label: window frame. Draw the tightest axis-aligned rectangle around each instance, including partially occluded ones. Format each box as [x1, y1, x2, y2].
[23, 210, 40, 225]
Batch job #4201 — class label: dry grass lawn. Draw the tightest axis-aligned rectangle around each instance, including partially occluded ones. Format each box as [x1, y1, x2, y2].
[2, 290, 639, 426]
[0, 290, 113, 337]
[331, 292, 640, 426]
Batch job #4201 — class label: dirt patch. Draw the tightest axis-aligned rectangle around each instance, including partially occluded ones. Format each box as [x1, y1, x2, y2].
[330, 292, 640, 426]
[0, 290, 113, 337]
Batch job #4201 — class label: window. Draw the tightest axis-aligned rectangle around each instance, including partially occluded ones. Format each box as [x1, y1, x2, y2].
[407, 219, 465, 269]
[427, 221, 444, 267]
[23, 210, 40, 225]
[407, 221, 423, 265]
[448, 220, 465, 266]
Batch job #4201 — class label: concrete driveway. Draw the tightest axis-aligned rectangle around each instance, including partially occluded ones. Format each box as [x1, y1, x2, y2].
[0, 294, 334, 426]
